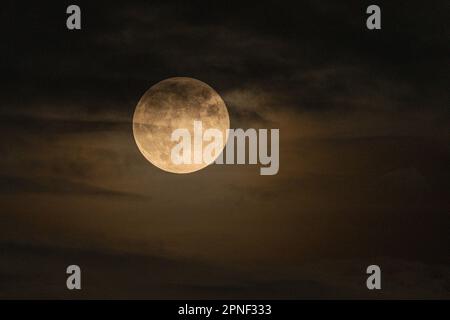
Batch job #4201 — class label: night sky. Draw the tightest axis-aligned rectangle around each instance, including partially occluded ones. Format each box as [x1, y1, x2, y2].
[0, 0, 449, 298]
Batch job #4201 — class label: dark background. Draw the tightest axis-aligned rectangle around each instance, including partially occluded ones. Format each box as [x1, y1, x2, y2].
[0, 0, 449, 298]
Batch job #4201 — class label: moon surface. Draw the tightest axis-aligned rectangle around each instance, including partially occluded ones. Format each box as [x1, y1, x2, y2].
[133, 77, 230, 173]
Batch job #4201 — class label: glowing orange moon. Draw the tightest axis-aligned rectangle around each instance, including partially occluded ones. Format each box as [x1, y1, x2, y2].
[132, 77, 230, 173]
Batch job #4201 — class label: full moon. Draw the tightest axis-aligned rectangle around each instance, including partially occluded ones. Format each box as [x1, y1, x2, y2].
[133, 77, 230, 174]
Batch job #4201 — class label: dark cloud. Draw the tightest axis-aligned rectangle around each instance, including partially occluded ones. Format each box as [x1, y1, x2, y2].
[0, 174, 145, 199]
[2, 1, 448, 114]
[1, 242, 448, 299]
[0, 114, 129, 134]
